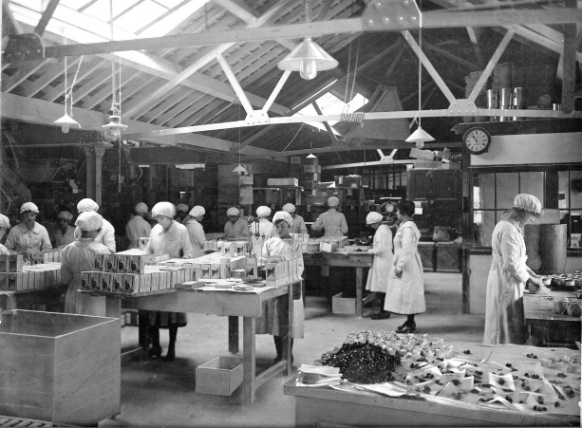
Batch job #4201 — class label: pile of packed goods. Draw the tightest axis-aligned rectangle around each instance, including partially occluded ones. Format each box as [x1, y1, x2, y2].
[0, 249, 63, 291]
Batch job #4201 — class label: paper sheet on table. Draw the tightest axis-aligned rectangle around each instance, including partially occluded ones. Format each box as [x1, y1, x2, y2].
[298, 365, 340, 376]
[354, 382, 412, 397]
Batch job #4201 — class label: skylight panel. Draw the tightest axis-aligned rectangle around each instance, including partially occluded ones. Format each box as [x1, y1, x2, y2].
[83, 0, 141, 22]
[294, 92, 368, 133]
[152, 0, 184, 8]
[55, 0, 96, 11]
[138, 1, 209, 37]
[114, 0, 166, 33]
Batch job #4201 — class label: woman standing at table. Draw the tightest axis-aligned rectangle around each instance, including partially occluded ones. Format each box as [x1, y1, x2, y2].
[5, 202, 52, 254]
[257, 211, 304, 364]
[186, 205, 206, 258]
[483, 194, 549, 345]
[62, 212, 110, 316]
[146, 201, 195, 361]
[365, 211, 393, 320]
[0, 214, 12, 255]
[383, 200, 425, 333]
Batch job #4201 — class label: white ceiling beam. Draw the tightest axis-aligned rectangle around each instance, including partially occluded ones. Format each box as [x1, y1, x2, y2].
[20, 57, 78, 97]
[1, 92, 285, 160]
[213, 0, 258, 25]
[2, 58, 52, 92]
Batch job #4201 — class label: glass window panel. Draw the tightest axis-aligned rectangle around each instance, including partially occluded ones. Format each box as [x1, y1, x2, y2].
[519, 172, 544, 206]
[475, 211, 497, 246]
[115, 0, 166, 33]
[570, 170, 582, 208]
[558, 171, 569, 209]
[474, 173, 495, 210]
[496, 173, 519, 209]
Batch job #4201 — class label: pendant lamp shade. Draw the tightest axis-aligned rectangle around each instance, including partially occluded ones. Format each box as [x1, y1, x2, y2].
[278, 38, 338, 81]
[103, 115, 128, 140]
[54, 113, 80, 134]
[233, 164, 248, 174]
[306, 153, 317, 159]
[405, 126, 435, 144]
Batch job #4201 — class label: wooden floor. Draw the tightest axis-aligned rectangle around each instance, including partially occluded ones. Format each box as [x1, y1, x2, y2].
[0, 416, 71, 427]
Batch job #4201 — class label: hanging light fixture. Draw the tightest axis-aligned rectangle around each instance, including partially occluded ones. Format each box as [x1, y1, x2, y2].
[102, 0, 127, 141]
[306, 140, 316, 158]
[277, 0, 338, 80]
[54, 42, 81, 133]
[405, 0, 434, 148]
[233, 106, 248, 174]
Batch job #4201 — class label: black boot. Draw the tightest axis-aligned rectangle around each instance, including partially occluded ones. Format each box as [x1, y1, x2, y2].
[163, 326, 177, 361]
[273, 336, 294, 364]
[148, 326, 162, 359]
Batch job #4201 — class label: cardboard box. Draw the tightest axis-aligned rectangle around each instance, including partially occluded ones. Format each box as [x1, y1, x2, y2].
[7, 254, 24, 272]
[81, 272, 91, 290]
[94, 254, 106, 271]
[267, 177, 299, 187]
[201, 264, 211, 279]
[239, 175, 253, 186]
[195, 356, 243, 396]
[332, 292, 356, 315]
[116, 255, 129, 273]
[104, 255, 116, 272]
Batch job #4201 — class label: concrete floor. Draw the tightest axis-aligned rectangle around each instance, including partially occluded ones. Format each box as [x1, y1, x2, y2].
[107, 273, 484, 427]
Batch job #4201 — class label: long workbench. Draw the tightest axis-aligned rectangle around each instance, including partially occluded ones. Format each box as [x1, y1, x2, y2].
[303, 249, 373, 317]
[284, 342, 580, 427]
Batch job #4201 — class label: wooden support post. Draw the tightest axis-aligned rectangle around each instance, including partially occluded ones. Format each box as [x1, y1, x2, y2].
[83, 146, 96, 200]
[243, 317, 256, 406]
[94, 146, 106, 206]
[228, 316, 239, 354]
[355, 267, 363, 317]
[561, 0, 577, 113]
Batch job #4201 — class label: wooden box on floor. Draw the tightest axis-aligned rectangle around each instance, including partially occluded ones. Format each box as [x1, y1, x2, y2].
[332, 292, 356, 315]
[196, 356, 243, 396]
[0, 310, 120, 425]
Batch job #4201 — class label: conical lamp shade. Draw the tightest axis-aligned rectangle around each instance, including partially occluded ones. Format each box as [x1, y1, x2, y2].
[306, 153, 317, 159]
[54, 113, 80, 134]
[405, 126, 435, 143]
[233, 164, 248, 174]
[278, 38, 338, 80]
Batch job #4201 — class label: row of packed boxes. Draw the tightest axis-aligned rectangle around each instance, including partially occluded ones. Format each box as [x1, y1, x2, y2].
[203, 240, 249, 256]
[0, 263, 62, 291]
[158, 255, 247, 280]
[81, 265, 195, 294]
[264, 252, 303, 287]
[93, 253, 170, 274]
[0, 249, 63, 272]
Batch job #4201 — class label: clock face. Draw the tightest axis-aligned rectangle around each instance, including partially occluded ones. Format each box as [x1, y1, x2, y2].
[463, 127, 491, 154]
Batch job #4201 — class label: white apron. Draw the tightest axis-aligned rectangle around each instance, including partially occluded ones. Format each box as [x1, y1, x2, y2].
[483, 219, 530, 345]
[365, 224, 393, 293]
[383, 221, 425, 315]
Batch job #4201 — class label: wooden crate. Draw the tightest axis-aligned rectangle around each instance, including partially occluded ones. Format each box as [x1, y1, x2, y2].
[195, 356, 243, 396]
[0, 310, 120, 426]
[332, 292, 356, 315]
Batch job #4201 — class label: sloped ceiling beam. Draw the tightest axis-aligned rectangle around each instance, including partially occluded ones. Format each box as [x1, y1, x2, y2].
[0, 92, 286, 160]
[44, 8, 582, 58]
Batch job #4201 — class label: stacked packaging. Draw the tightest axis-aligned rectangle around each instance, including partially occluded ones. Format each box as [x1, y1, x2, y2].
[264, 252, 303, 287]
[158, 253, 247, 280]
[203, 240, 248, 256]
[0, 254, 61, 291]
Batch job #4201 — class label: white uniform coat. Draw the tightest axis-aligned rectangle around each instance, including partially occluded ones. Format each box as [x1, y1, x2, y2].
[5, 222, 52, 253]
[384, 221, 425, 314]
[186, 219, 206, 258]
[62, 238, 109, 316]
[0, 244, 10, 255]
[249, 219, 276, 259]
[312, 209, 348, 237]
[290, 214, 308, 234]
[224, 218, 249, 239]
[74, 219, 116, 252]
[256, 237, 304, 338]
[54, 225, 75, 247]
[125, 216, 151, 249]
[483, 218, 530, 345]
[365, 224, 393, 293]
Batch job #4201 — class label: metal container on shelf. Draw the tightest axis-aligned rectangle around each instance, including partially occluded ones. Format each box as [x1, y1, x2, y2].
[486, 89, 499, 122]
[499, 87, 512, 122]
[553, 103, 562, 111]
[511, 87, 524, 121]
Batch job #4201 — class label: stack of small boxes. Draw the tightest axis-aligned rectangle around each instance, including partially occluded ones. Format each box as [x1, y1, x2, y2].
[80, 252, 194, 295]
[0, 254, 61, 291]
[26, 248, 63, 264]
[203, 240, 248, 256]
[159, 253, 247, 280]
[264, 252, 302, 287]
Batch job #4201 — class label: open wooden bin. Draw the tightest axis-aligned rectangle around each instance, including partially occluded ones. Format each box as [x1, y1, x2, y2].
[332, 292, 356, 315]
[0, 310, 120, 425]
[196, 356, 243, 396]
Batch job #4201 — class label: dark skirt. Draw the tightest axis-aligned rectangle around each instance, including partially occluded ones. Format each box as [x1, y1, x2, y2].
[147, 311, 187, 328]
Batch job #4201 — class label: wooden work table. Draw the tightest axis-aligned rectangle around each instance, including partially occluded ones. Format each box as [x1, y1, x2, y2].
[523, 290, 581, 347]
[97, 280, 301, 405]
[303, 249, 373, 317]
[284, 342, 580, 427]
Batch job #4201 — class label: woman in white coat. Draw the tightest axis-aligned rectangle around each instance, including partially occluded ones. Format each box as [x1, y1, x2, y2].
[483, 194, 548, 345]
[383, 200, 425, 333]
[185, 205, 206, 258]
[249, 206, 276, 259]
[257, 211, 304, 364]
[365, 211, 393, 320]
[0, 214, 12, 255]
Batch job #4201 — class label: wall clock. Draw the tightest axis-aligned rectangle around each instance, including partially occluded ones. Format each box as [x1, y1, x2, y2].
[463, 126, 492, 155]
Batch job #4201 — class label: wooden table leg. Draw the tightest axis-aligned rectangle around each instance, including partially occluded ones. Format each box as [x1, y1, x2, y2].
[229, 316, 239, 354]
[243, 317, 256, 406]
[356, 267, 363, 318]
[282, 283, 294, 375]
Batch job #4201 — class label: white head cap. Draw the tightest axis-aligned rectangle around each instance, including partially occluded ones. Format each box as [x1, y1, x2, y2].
[152, 202, 176, 218]
[58, 210, 74, 221]
[0, 214, 10, 229]
[20, 202, 39, 214]
[75, 211, 104, 232]
[190, 205, 205, 217]
[282, 203, 296, 213]
[273, 211, 293, 226]
[176, 203, 189, 213]
[327, 197, 340, 207]
[256, 206, 271, 218]
[135, 202, 148, 214]
[226, 207, 240, 216]
[366, 211, 383, 225]
[513, 193, 542, 215]
[77, 198, 99, 213]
